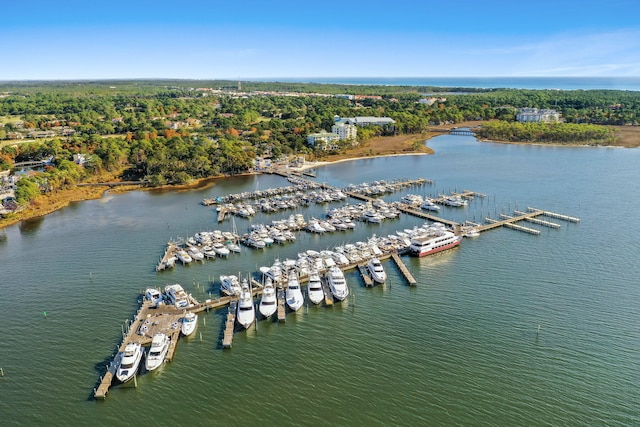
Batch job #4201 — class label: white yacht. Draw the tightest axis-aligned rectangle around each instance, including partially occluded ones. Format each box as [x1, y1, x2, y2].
[202, 246, 218, 259]
[145, 288, 163, 307]
[409, 229, 462, 257]
[220, 275, 242, 296]
[145, 333, 170, 371]
[116, 342, 143, 383]
[367, 257, 387, 284]
[213, 242, 230, 257]
[181, 312, 198, 337]
[236, 280, 256, 329]
[307, 269, 324, 304]
[363, 211, 384, 223]
[443, 196, 468, 207]
[327, 266, 349, 301]
[176, 250, 193, 264]
[165, 284, 189, 309]
[187, 246, 204, 261]
[285, 271, 304, 311]
[420, 199, 441, 211]
[259, 278, 277, 318]
[225, 241, 242, 253]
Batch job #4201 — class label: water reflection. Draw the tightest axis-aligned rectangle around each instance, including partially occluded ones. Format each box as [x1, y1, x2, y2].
[19, 216, 44, 234]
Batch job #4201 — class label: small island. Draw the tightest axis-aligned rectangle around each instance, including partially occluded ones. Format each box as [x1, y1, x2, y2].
[1, 80, 639, 228]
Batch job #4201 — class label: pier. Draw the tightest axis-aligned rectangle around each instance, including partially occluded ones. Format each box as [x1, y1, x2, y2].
[391, 252, 417, 285]
[222, 301, 237, 349]
[277, 288, 286, 321]
[358, 264, 374, 287]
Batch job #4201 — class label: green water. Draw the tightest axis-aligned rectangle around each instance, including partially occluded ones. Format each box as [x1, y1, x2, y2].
[1, 135, 638, 426]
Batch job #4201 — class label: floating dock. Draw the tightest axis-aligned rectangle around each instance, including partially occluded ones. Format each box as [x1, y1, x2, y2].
[277, 288, 286, 322]
[391, 252, 417, 285]
[358, 264, 374, 287]
[222, 301, 237, 349]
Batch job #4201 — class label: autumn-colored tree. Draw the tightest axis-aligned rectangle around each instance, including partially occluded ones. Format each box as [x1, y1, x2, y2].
[226, 128, 240, 137]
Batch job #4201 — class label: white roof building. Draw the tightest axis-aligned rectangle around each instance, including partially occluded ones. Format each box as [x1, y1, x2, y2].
[334, 115, 395, 127]
[516, 108, 560, 123]
[331, 122, 357, 140]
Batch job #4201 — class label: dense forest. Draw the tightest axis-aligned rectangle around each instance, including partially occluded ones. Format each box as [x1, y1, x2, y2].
[1, 80, 639, 206]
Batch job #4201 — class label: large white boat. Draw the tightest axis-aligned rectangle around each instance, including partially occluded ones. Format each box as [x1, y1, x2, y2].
[285, 271, 304, 311]
[367, 257, 387, 284]
[187, 246, 204, 261]
[116, 342, 143, 383]
[181, 312, 198, 337]
[165, 284, 189, 309]
[176, 250, 193, 264]
[236, 280, 256, 328]
[409, 229, 462, 257]
[145, 333, 170, 371]
[213, 242, 230, 257]
[307, 269, 324, 304]
[327, 266, 349, 301]
[258, 278, 277, 318]
[220, 275, 242, 296]
[442, 196, 468, 207]
[145, 288, 163, 307]
[420, 199, 441, 211]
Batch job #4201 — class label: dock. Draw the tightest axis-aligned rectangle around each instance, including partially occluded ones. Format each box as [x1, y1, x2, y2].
[358, 264, 374, 287]
[156, 242, 178, 271]
[277, 288, 286, 322]
[222, 300, 237, 348]
[391, 252, 417, 286]
[322, 279, 334, 306]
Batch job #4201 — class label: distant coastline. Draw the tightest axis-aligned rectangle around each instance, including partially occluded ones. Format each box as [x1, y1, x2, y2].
[245, 76, 640, 91]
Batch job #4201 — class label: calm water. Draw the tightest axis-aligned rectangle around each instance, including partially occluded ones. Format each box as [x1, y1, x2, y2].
[261, 76, 640, 91]
[1, 135, 639, 426]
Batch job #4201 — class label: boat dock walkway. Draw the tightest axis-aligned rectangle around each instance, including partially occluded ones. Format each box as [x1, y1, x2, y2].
[277, 288, 286, 321]
[156, 242, 178, 271]
[358, 264, 374, 287]
[222, 301, 237, 348]
[391, 252, 417, 285]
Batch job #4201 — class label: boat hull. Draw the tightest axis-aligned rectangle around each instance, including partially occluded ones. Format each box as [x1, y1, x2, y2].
[411, 237, 461, 257]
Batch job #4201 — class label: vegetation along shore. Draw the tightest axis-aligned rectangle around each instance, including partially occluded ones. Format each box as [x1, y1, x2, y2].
[1, 80, 639, 228]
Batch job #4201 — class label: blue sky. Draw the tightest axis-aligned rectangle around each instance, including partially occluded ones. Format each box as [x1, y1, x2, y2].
[1, 0, 639, 80]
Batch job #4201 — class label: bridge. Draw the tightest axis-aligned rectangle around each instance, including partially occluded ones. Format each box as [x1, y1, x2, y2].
[449, 129, 476, 136]
[13, 159, 52, 168]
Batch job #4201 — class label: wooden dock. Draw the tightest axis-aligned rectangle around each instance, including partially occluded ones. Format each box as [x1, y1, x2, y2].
[527, 207, 580, 223]
[391, 252, 417, 286]
[277, 288, 286, 322]
[156, 242, 178, 271]
[358, 264, 374, 287]
[222, 301, 237, 348]
[322, 279, 334, 306]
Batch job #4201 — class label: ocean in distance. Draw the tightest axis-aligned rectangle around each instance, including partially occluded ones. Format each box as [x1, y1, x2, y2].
[0, 134, 639, 426]
[251, 76, 640, 91]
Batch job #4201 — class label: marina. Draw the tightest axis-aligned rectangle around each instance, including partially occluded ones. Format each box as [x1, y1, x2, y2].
[8, 129, 637, 427]
[99, 169, 580, 399]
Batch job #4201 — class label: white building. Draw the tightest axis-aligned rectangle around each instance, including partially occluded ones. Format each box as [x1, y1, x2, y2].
[516, 108, 560, 123]
[307, 132, 340, 150]
[331, 121, 357, 140]
[334, 115, 395, 127]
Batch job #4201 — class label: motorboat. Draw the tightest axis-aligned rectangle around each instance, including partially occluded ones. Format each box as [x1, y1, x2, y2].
[420, 199, 441, 211]
[176, 250, 192, 264]
[225, 241, 242, 253]
[165, 284, 189, 309]
[220, 275, 242, 296]
[116, 342, 143, 383]
[307, 269, 324, 304]
[367, 257, 387, 284]
[213, 242, 230, 257]
[363, 210, 384, 223]
[202, 246, 218, 258]
[285, 271, 304, 311]
[145, 288, 163, 307]
[327, 266, 349, 301]
[145, 333, 170, 371]
[443, 196, 468, 207]
[258, 278, 277, 318]
[187, 246, 204, 261]
[236, 280, 256, 328]
[181, 312, 198, 337]
[409, 229, 462, 257]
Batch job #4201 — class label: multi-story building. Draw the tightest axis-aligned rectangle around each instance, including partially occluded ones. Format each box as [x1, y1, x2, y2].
[516, 108, 560, 122]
